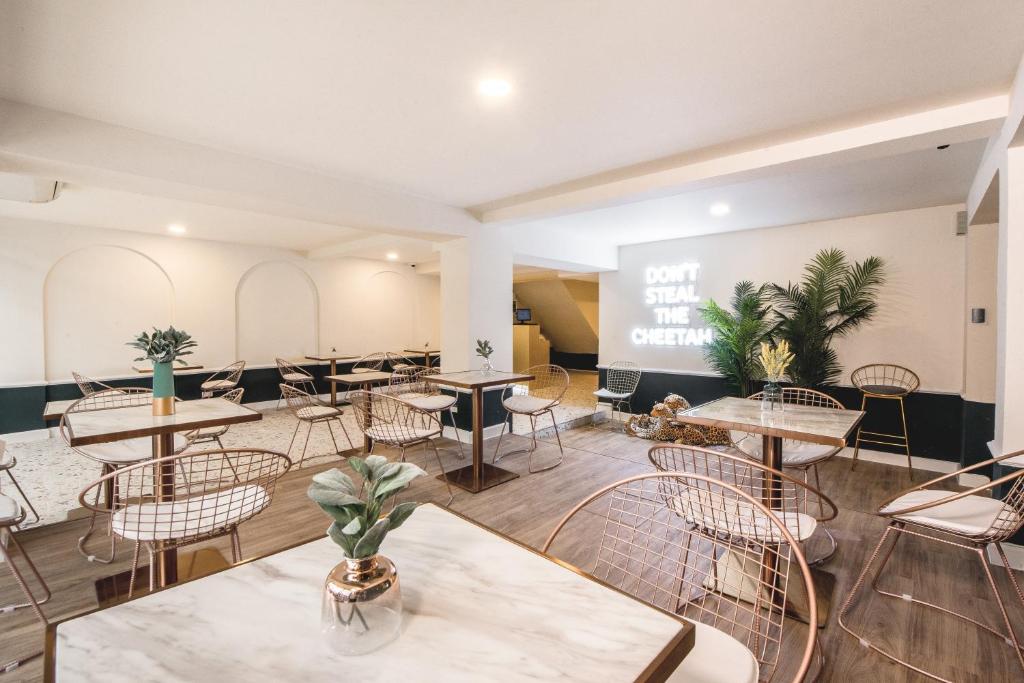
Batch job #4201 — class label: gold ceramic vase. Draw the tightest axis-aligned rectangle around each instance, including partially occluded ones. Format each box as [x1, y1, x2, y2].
[321, 554, 402, 655]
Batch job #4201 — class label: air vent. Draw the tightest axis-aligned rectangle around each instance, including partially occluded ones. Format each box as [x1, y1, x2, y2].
[956, 210, 968, 236]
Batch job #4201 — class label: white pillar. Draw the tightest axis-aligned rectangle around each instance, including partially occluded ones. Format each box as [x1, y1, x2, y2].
[995, 145, 1024, 455]
[438, 230, 513, 372]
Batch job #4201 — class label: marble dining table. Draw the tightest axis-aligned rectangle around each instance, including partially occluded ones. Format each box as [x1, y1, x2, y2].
[47, 504, 694, 682]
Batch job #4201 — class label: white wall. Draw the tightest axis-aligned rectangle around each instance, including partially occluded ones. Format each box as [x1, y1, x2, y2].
[0, 216, 441, 385]
[600, 204, 968, 393]
[963, 223, 998, 403]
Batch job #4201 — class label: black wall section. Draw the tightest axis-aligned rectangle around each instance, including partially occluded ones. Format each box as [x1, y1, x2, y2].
[550, 350, 598, 371]
[597, 368, 991, 464]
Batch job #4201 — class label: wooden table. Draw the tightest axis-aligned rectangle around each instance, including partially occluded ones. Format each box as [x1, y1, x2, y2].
[326, 371, 393, 451]
[46, 504, 694, 682]
[305, 353, 358, 405]
[62, 398, 262, 587]
[42, 399, 76, 421]
[133, 364, 203, 373]
[677, 396, 864, 624]
[403, 348, 440, 368]
[423, 370, 534, 493]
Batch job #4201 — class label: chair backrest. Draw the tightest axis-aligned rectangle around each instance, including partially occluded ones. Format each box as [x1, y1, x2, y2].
[208, 361, 246, 385]
[59, 387, 155, 450]
[347, 390, 438, 445]
[276, 358, 312, 380]
[648, 444, 837, 526]
[220, 387, 245, 404]
[542, 472, 817, 683]
[850, 364, 920, 395]
[521, 364, 570, 403]
[71, 371, 114, 397]
[79, 449, 291, 545]
[279, 383, 317, 413]
[352, 352, 387, 373]
[747, 386, 843, 410]
[389, 365, 431, 394]
[606, 361, 642, 395]
[386, 351, 416, 371]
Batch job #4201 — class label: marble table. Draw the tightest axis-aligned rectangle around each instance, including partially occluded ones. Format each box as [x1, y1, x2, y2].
[42, 399, 77, 422]
[403, 347, 440, 367]
[423, 370, 534, 493]
[326, 371, 394, 451]
[47, 504, 694, 682]
[133, 364, 203, 373]
[305, 353, 359, 406]
[676, 396, 864, 624]
[63, 398, 262, 587]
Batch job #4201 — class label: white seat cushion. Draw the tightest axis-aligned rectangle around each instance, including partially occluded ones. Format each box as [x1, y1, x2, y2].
[78, 433, 188, 464]
[281, 372, 310, 382]
[736, 437, 838, 466]
[0, 494, 20, 525]
[404, 394, 456, 412]
[666, 620, 759, 683]
[297, 405, 341, 420]
[880, 489, 1018, 537]
[671, 491, 817, 542]
[503, 395, 554, 414]
[366, 425, 438, 445]
[593, 388, 633, 400]
[201, 379, 236, 391]
[112, 485, 270, 541]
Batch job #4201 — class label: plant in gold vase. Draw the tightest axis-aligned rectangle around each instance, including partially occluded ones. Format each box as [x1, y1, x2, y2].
[758, 340, 795, 412]
[308, 456, 426, 655]
[127, 326, 197, 416]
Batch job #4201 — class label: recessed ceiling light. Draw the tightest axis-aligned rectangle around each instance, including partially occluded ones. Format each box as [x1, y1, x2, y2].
[386, 252, 399, 261]
[167, 223, 187, 235]
[478, 78, 512, 98]
[709, 203, 730, 217]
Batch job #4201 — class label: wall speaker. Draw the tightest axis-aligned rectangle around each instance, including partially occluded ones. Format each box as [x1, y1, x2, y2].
[956, 210, 968, 236]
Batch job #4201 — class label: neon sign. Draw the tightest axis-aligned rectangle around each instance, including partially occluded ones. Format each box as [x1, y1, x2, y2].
[631, 262, 713, 346]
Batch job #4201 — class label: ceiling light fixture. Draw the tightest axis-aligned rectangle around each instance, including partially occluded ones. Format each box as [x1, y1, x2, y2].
[709, 203, 730, 217]
[386, 252, 399, 261]
[478, 78, 512, 98]
[167, 223, 187, 235]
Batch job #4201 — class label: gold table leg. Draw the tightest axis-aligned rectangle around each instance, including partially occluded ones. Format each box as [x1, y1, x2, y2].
[152, 432, 178, 588]
[437, 386, 518, 493]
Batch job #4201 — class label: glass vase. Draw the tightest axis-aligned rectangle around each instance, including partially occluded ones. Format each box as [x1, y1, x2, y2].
[480, 357, 493, 374]
[321, 555, 402, 656]
[761, 380, 783, 412]
[151, 361, 176, 416]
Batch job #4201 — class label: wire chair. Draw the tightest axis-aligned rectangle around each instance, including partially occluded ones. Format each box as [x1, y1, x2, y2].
[60, 388, 191, 564]
[280, 384, 355, 467]
[200, 360, 246, 398]
[542, 472, 817, 683]
[276, 358, 317, 408]
[492, 364, 570, 473]
[79, 448, 291, 596]
[352, 352, 388, 374]
[839, 448, 1024, 681]
[386, 351, 416, 371]
[184, 388, 245, 449]
[72, 371, 116, 396]
[0, 495, 51, 671]
[389, 367, 465, 459]
[0, 439, 41, 527]
[347, 390, 454, 505]
[738, 388, 845, 564]
[593, 360, 642, 427]
[849, 364, 919, 475]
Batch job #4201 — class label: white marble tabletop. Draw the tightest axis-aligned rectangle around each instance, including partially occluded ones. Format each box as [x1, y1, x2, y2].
[678, 396, 864, 446]
[326, 371, 394, 384]
[63, 398, 262, 447]
[424, 369, 534, 390]
[52, 505, 692, 682]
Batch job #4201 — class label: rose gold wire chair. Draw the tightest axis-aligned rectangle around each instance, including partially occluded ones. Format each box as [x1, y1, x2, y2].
[593, 360, 642, 427]
[0, 494, 51, 671]
[542, 472, 817, 683]
[71, 371, 116, 396]
[184, 388, 245, 449]
[352, 352, 388, 374]
[849, 363, 919, 476]
[492, 364, 570, 473]
[79, 448, 291, 596]
[275, 358, 317, 409]
[389, 366, 466, 459]
[838, 448, 1024, 681]
[280, 383, 355, 467]
[347, 390, 454, 505]
[386, 351, 416, 371]
[738, 388, 845, 563]
[60, 388, 192, 564]
[0, 439, 41, 527]
[200, 360, 245, 397]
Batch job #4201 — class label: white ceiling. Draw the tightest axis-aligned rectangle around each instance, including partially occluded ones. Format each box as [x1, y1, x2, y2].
[2, 1, 1023, 209]
[514, 139, 987, 246]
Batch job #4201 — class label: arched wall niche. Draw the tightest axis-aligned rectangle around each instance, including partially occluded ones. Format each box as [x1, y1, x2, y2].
[44, 246, 175, 381]
[236, 261, 319, 363]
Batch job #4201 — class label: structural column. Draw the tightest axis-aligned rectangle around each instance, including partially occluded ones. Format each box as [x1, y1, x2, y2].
[995, 145, 1024, 455]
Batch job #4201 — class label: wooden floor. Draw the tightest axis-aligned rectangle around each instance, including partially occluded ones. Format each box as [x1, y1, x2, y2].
[3, 421, 1023, 682]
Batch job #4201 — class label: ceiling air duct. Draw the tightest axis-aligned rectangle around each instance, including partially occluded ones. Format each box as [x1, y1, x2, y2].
[0, 172, 62, 203]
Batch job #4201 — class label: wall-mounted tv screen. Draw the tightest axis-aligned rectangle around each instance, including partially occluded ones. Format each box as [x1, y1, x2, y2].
[515, 308, 532, 323]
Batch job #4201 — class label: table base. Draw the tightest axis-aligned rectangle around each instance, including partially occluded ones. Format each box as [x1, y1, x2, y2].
[94, 548, 231, 607]
[784, 566, 833, 628]
[438, 463, 519, 493]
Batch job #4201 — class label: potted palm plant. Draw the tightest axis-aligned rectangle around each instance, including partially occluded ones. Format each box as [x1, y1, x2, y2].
[699, 281, 775, 397]
[127, 326, 197, 415]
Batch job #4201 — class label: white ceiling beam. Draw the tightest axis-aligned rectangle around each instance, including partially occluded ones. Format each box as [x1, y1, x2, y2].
[477, 96, 1007, 225]
[968, 55, 1024, 224]
[0, 99, 477, 240]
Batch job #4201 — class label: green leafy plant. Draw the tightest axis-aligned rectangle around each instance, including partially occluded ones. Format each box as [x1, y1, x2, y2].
[768, 248, 885, 387]
[308, 456, 426, 559]
[127, 326, 197, 365]
[475, 339, 493, 359]
[699, 281, 775, 397]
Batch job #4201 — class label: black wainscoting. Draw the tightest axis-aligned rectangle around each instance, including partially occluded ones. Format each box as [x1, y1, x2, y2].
[596, 368, 991, 464]
[550, 350, 598, 372]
